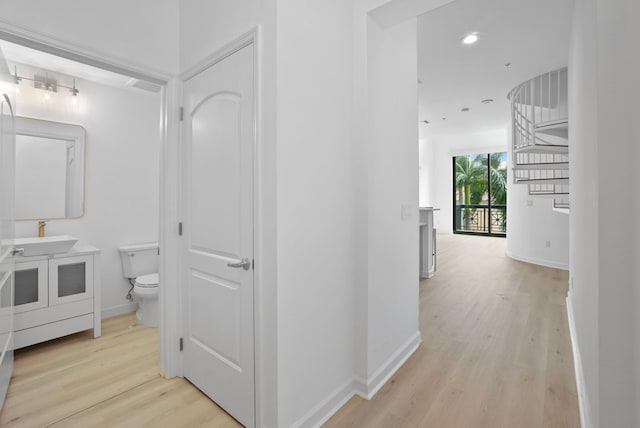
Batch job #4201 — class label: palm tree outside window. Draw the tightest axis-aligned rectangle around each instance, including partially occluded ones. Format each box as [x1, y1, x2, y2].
[453, 152, 507, 236]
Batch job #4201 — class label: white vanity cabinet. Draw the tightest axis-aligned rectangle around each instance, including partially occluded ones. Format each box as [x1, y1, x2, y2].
[13, 245, 101, 349]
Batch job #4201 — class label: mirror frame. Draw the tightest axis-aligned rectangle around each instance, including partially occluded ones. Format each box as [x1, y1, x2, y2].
[15, 116, 86, 221]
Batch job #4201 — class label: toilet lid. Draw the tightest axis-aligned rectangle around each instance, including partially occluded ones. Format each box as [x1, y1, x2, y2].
[136, 273, 159, 287]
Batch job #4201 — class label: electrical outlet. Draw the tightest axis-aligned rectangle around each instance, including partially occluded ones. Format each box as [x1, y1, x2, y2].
[527, 199, 533, 207]
[545, 240, 551, 248]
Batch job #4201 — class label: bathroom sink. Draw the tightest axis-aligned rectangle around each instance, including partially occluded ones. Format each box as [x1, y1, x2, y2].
[13, 235, 79, 257]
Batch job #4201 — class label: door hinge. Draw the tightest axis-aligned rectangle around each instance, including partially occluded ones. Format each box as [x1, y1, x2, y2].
[252, 259, 255, 270]
[179, 337, 184, 351]
[179, 106, 184, 121]
[178, 222, 183, 236]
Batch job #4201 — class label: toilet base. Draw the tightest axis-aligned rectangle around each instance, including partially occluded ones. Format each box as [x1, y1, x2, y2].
[135, 294, 159, 327]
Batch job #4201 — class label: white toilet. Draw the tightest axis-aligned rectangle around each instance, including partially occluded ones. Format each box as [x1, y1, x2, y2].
[118, 242, 159, 327]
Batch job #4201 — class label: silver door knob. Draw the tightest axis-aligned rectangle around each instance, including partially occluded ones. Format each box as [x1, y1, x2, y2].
[227, 257, 251, 270]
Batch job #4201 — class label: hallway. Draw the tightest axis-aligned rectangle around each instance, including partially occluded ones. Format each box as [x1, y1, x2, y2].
[326, 234, 580, 427]
[0, 234, 579, 427]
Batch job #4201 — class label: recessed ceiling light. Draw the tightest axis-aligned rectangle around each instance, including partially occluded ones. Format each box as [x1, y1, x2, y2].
[462, 33, 479, 45]
[481, 99, 494, 104]
[461, 107, 470, 112]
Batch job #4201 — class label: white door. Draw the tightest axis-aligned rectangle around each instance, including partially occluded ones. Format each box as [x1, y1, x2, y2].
[0, 51, 16, 409]
[181, 42, 255, 427]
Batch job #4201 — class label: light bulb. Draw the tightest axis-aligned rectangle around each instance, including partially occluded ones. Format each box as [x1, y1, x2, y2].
[462, 33, 479, 45]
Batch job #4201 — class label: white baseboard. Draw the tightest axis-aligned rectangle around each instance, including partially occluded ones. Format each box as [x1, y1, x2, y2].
[291, 377, 359, 428]
[101, 302, 138, 320]
[292, 331, 421, 428]
[356, 331, 422, 399]
[566, 294, 592, 428]
[506, 250, 569, 271]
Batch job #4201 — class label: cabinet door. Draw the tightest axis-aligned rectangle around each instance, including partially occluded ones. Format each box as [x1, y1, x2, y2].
[49, 255, 93, 305]
[13, 260, 48, 313]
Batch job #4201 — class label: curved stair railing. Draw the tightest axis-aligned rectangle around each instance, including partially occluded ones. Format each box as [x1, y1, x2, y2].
[508, 67, 569, 210]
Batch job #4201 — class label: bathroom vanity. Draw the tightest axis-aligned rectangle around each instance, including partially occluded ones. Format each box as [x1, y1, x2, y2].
[12, 244, 101, 348]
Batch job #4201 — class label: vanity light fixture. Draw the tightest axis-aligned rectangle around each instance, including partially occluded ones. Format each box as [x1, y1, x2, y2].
[12, 65, 80, 98]
[462, 32, 479, 45]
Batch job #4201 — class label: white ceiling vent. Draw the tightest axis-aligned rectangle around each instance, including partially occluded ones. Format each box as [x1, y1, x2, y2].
[127, 78, 162, 93]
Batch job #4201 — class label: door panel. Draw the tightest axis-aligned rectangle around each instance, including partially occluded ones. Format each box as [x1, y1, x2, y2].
[190, 93, 241, 257]
[189, 270, 240, 367]
[182, 42, 255, 427]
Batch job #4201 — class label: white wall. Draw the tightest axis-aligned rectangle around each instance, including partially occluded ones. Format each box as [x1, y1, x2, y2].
[634, 1, 640, 422]
[506, 182, 570, 270]
[424, 129, 507, 234]
[0, 0, 179, 75]
[568, 0, 599, 423]
[568, 0, 639, 426]
[365, 15, 420, 381]
[14, 77, 161, 318]
[276, 1, 356, 426]
[593, 0, 636, 425]
[418, 138, 434, 207]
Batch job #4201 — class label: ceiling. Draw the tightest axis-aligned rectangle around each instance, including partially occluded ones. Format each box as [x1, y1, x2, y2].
[417, 0, 574, 139]
[0, 0, 573, 131]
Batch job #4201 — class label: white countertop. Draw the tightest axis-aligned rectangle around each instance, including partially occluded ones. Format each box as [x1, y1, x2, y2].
[13, 243, 100, 262]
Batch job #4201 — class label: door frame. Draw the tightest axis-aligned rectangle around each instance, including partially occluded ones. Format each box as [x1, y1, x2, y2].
[178, 29, 263, 425]
[0, 20, 270, 426]
[0, 19, 181, 373]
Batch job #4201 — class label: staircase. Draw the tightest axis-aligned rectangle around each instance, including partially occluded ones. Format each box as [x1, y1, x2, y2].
[508, 68, 569, 211]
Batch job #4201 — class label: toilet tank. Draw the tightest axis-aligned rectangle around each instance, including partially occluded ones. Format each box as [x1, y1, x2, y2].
[118, 242, 159, 279]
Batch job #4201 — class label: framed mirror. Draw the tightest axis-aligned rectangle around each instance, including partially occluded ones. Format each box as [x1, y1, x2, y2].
[15, 117, 85, 220]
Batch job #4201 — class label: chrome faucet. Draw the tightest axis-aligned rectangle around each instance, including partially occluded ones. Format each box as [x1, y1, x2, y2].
[38, 220, 46, 237]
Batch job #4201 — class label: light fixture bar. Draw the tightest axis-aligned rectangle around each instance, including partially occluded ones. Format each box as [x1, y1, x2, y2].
[12, 66, 79, 96]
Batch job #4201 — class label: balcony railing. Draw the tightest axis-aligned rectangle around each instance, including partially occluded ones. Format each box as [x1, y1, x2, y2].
[454, 204, 506, 235]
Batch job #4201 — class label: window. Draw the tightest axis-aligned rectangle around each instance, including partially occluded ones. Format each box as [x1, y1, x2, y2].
[453, 152, 507, 236]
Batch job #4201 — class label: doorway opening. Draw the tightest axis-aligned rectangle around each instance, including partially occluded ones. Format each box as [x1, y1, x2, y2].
[0, 28, 169, 413]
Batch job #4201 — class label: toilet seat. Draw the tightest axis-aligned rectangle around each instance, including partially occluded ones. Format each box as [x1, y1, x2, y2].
[135, 273, 158, 288]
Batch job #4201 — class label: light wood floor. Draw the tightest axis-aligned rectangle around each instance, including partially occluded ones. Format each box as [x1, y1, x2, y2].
[0, 234, 579, 427]
[325, 234, 580, 427]
[0, 315, 239, 427]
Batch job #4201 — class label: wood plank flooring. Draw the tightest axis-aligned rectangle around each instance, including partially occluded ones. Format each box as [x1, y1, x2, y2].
[0, 314, 238, 427]
[0, 234, 579, 427]
[325, 234, 580, 428]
